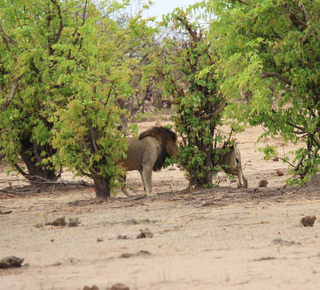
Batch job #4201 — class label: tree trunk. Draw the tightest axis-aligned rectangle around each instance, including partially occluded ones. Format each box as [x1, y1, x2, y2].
[92, 174, 111, 198]
[189, 143, 213, 187]
[18, 138, 58, 185]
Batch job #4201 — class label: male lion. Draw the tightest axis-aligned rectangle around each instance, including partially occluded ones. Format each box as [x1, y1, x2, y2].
[215, 142, 248, 188]
[119, 126, 178, 196]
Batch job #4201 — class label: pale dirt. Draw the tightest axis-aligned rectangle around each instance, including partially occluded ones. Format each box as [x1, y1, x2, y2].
[1, 112, 320, 290]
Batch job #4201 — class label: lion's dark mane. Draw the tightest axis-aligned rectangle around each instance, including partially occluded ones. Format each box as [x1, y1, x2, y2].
[139, 126, 177, 172]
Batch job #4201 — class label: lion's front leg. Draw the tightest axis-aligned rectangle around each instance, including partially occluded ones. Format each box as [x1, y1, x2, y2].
[237, 170, 248, 188]
[141, 166, 154, 196]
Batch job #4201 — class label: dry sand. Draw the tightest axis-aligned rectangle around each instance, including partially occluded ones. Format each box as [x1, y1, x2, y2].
[1, 116, 320, 290]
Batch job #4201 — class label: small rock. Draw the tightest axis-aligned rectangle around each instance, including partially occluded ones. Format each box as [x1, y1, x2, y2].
[201, 200, 220, 207]
[52, 217, 66, 226]
[276, 170, 284, 176]
[0, 256, 24, 269]
[300, 215, 316, 227]
[137, 229, 154, 239]
[111, 283, 130, 290]
[272, 238, 301, 246]
[83, 286, 99, 290]
[273, 157, 279, 161]
[136, 250, 151, 256]
[68, 218, 80, 227]
[97, 238, 104, 242]
[35, 223, 43, 228]
[120, 251, 151, 259]
[120, 253, 133, 258]
[0, 210, 12, 215]
[202, 201, 215, 207]
[117, 235, 129, 240]
[45, 217, 66, 226]
[259, 180, 268, 187]
[124, 219, 139, 225]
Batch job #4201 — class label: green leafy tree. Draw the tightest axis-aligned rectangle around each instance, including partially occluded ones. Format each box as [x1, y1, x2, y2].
[0, 0, 73, 183]
[152, 7, 228, 188]
[53, 100, 129, 198]
[206, 0, 320, 185]
[0, 0, 144, 197]
[52, 6, 147, 198]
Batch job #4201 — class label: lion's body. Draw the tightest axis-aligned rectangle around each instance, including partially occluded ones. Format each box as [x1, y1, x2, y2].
[216, 142, 248, 188]
[119, 127, 178, 196]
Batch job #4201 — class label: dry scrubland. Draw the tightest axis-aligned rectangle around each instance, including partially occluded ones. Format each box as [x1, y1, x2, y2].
[1, 115, 320, 290]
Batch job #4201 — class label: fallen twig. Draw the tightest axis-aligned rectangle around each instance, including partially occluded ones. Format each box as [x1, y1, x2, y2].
[217, 221, 269, 227]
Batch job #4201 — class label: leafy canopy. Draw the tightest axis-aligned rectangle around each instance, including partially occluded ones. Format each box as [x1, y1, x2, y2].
[206, 0, 320, 185]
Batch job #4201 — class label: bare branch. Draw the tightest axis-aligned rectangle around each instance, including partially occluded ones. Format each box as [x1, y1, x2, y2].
[277, 156, 295, 168]
[0, 178, 94, 194]
[232, 0, 250, 5]
[284, 2, 307, 29]
[300, 4, 320, 45]
[260, 71, 291, 85]
[72, 0, 88, 46]
[88, 122, 99, 153]
[50, 0, 64, 44]
[0, 23, 15, 51]
[12, 163, 28, 178]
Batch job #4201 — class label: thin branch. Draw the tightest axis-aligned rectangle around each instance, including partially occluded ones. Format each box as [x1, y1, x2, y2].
[0, 179, 95, 194]
[277, 156, 294, 168]
[0, 177, 93, 186]
[50, 0, 64, 44]
[88, 122, 99, 153]
[260, 71, 291, 85]
[271, 108, 307, 133]
[12, 163, 28, 178]
[233, 0, 250, 5]
[72, 0, 88, 46]
[239, 5, 282, 23]
[284, 2, 307, 29]
[0, 23, 15, 51]
[294, 156, 304, 172]
[1, 77, 21, 112]
[300, 4, 320, 44]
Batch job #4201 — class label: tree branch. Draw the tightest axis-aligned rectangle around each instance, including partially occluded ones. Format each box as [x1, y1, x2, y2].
[88, 121, 99, 153]
[299, 4, 320, 44]
[260, 71, 291, 85]
[50, 0, 64, 44]
[1, 77, 21, 112]
[12, 163, 28, 178]
[284, 2, 307, 29]
[0, 23, 15, 51]
[233, 0, 250, 5]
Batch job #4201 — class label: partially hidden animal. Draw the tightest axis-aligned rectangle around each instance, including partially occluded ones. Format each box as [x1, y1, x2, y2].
[119, 126, 178, 196]
[214, 142, 248, 188]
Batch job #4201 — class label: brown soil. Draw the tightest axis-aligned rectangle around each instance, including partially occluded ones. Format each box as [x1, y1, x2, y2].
[1, 113, 320, 290]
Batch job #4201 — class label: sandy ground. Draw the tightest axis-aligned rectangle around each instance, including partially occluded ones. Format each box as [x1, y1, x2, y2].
[1, 113, 320, 290]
